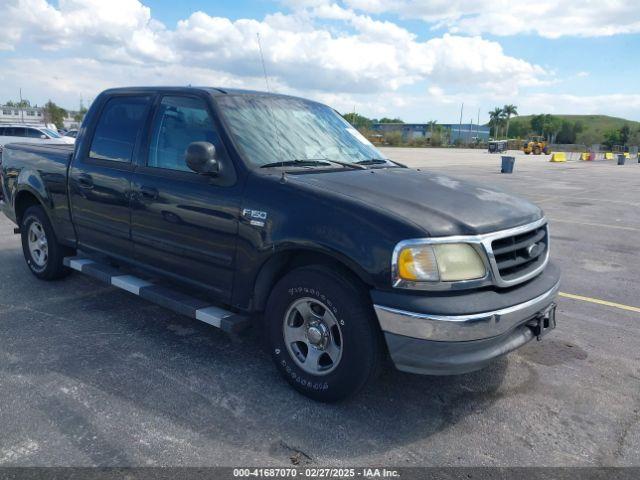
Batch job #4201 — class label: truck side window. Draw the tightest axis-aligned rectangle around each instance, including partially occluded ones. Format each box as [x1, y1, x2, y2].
[89, 96, 150, 163]
[148, 96, 221, 172]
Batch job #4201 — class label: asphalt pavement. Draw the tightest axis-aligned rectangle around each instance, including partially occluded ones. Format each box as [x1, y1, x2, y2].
[0, 149, 638, 467]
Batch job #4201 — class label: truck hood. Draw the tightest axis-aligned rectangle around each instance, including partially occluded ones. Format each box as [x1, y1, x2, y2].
[291, 167, 543, 236]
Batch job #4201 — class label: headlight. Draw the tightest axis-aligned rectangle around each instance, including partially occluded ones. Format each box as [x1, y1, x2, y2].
[395, 242, 486, 284]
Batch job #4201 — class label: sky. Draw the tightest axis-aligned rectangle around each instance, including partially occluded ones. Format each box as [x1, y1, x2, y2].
[1, 0, 640, 124]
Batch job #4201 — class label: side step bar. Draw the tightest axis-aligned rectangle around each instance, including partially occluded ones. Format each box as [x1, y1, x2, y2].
[63, 256, 250, 334]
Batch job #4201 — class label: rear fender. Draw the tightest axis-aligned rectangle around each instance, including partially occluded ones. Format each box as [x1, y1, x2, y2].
[16, 169, 52, 210]
[14, 174, 61, 238]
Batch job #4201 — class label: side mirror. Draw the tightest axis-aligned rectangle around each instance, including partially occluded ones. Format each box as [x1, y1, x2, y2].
[40, 135, 47, 139]
[185, 141, 219, 176]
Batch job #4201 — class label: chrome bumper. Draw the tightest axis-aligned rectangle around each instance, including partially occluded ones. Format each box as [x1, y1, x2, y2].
[374, 280, 560, 342]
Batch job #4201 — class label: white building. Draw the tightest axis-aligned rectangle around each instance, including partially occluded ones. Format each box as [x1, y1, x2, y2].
[0, 105, 81, 130]
[0, 105, 44, 124]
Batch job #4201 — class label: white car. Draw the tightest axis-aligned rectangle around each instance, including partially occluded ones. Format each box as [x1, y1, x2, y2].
[0, 124, 75, 154]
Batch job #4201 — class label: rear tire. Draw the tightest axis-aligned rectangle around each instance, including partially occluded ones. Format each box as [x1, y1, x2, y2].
[265, 265, 381, 402]
[20, 205, 73, 280]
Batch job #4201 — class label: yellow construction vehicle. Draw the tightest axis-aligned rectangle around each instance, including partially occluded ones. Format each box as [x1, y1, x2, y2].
[523, 136, 550, 155]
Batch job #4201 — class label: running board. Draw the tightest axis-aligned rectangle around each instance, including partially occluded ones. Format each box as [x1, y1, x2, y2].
[63, 256, 250, 334]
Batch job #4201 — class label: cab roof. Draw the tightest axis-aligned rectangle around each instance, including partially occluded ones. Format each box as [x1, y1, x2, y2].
[102, 86, 283, 97]
[99, 86, 311, 103]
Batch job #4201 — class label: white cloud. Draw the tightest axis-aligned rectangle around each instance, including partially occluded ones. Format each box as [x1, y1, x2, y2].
[3, 57, 640, 124]
[0, 0, 549, 99]
[340, 0, 640, 38]
[0, 57, 266, 105]
[518, 93, 640, 116]
[1, 0, 638, 123]
[1, 0, 173, 62]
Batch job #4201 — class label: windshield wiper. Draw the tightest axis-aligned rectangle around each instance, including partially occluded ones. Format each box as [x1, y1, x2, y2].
[260, 159, 365, 170]
[260, 159, 332, 169]
[355, 158, 391, 166]
[324, 159, 366, 170]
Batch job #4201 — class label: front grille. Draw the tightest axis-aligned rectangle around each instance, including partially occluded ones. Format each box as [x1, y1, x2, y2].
[491, 224, 548, 283]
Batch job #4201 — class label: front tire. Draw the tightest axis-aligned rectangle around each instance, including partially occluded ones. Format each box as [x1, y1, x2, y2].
[20, 205, 73, 280]
[265, 265, 382, 402]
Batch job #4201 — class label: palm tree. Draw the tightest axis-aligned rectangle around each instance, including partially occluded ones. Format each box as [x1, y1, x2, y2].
[489, 107, 504, 139]
[503, 104, 518, 139]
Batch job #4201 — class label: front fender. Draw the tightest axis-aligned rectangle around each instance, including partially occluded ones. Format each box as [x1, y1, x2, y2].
[230, 172, 426, 310]
[272, 241, 375, 285]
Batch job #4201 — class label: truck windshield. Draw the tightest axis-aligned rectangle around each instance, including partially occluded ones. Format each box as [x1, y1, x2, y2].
[215, 95, 390, 168]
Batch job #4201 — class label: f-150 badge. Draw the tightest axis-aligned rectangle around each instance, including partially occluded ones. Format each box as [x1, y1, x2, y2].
[242, 208, 268, 227]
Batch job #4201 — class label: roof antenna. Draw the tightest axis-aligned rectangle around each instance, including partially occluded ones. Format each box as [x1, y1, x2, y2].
[256, 33, 272, 93]
[256, 32, 285, 170]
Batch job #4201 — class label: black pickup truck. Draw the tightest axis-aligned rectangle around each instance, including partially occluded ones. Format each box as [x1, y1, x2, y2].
[1, 87, 560, 401]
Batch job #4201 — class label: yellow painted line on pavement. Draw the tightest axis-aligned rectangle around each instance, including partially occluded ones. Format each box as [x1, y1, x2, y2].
[559, 292, 640, 314]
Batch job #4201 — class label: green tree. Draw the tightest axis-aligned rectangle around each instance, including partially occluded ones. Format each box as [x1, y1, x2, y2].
[378, 117, 404, 123]
[628, 128, 640, 147]
[502, 104, 518, 139]
[620, 124, 631, 145]
[556, 120, 583, 144]
[342, 112, 372, 130]
[42, 100, 67, 128]
[542, 116, 562, 142]
[530, 114, 545, 135]
[530, 114, 562, 142]
[73, 107, 88, 123]
[602, 129, 621, 148]
[556, 121, 573, 144]
[488, 107, 504, 138]
[4, 99, 32, 108]
[508, 120, 529, 139]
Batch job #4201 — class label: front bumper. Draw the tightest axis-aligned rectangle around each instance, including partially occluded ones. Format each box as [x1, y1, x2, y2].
[372, 262, 560, 375]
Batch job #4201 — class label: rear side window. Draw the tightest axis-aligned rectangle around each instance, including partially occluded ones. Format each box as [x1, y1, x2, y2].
[89, 96, 150, 163]
[0, 127, 5, 136]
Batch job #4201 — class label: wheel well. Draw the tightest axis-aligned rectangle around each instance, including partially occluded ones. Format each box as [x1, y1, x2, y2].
[15, 191, 42, 225]
[252, 249, 371, 312]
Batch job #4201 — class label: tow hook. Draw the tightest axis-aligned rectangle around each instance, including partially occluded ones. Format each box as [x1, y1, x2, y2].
[527, 303, 557, 340]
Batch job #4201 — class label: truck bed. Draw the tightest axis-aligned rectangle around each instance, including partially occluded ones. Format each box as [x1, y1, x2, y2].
[3, 142, 74, 160]
[1, 142, 75, 237]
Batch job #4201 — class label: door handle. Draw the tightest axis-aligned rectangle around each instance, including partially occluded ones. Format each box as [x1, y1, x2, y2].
[139, 185, 159, 200]
[77, 173, 94, 189]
